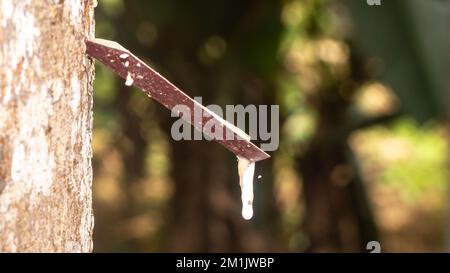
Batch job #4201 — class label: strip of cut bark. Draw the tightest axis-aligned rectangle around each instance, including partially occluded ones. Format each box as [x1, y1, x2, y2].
[86, 38, 270, 162]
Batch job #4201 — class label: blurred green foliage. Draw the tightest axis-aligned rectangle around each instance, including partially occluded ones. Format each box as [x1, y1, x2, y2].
[352, 118, 448, 202]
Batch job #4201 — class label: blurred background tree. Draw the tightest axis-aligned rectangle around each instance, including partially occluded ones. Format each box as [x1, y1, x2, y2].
[92, 0, 449, 252]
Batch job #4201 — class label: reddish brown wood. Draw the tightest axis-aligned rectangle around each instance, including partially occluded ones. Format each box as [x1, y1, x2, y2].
[86, 38, 270, 162]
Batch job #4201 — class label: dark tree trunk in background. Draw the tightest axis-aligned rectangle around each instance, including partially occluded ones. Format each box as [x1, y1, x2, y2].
[115, 84, 149, 185]
[167, 141, 245, 252]
[297, 55, 379, 252]
[298, 107, 377, 252]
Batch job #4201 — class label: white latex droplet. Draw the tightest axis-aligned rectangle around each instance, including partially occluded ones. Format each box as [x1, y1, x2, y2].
[242, 204, 253, 220]
[238, 157, 255, 220]
[125, 72, 134, 86]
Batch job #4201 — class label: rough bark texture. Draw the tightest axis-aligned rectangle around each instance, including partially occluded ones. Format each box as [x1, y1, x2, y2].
[0, 0, 95, 252]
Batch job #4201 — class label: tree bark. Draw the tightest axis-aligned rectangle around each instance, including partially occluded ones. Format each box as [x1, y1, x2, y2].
[0, 0, 95, 252]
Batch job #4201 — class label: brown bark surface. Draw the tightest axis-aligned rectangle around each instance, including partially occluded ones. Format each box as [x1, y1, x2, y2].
[0, 0, 96, 252]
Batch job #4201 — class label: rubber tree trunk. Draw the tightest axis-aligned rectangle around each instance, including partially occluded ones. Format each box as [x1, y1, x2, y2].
[0, 0, 95, 252]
